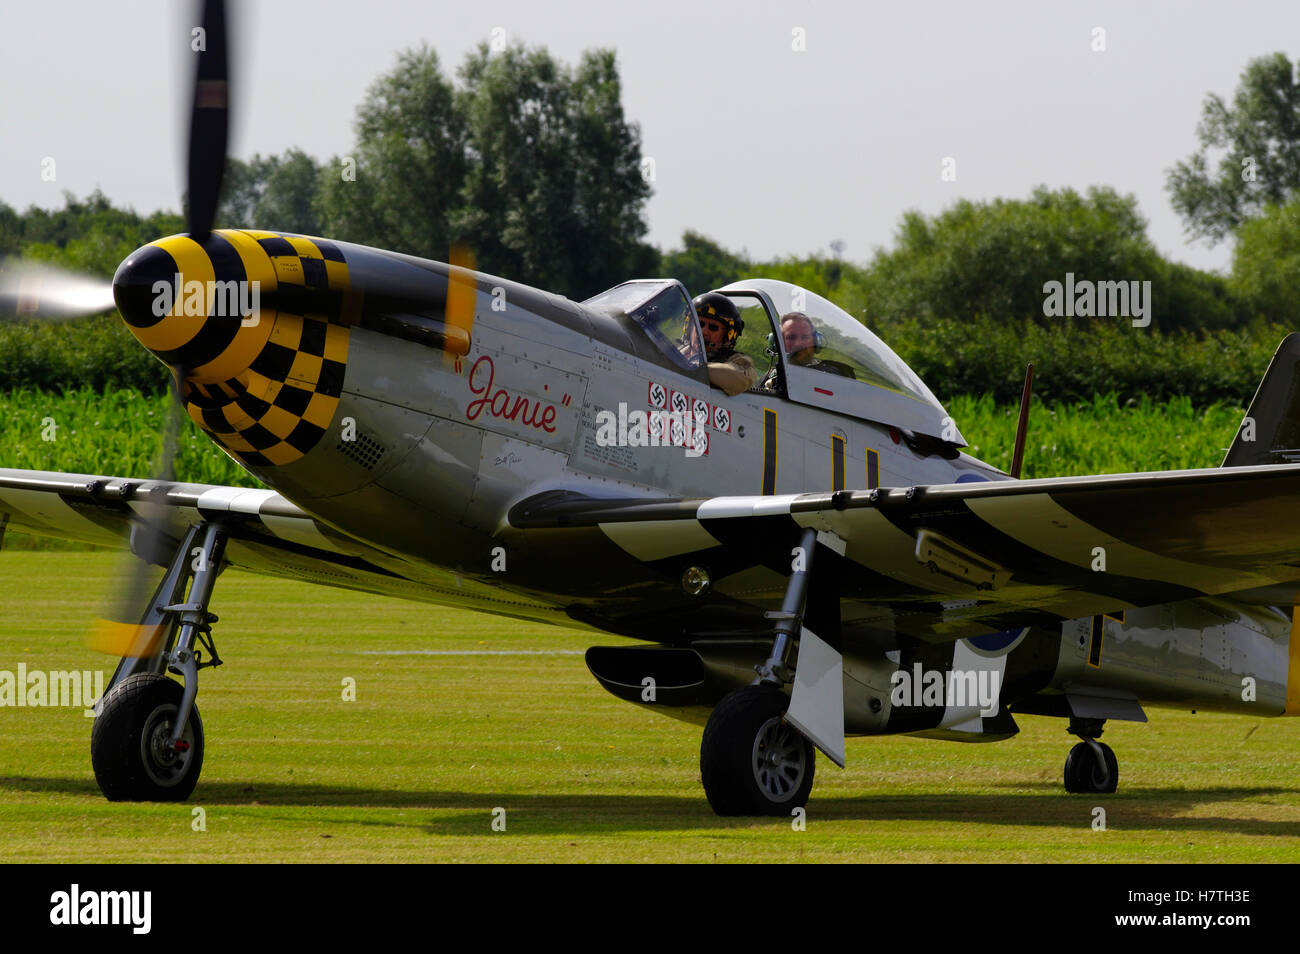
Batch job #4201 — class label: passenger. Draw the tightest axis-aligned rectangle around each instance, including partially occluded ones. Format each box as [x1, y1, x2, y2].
[693, 292, 757, 396]
[760, 311, 855, 391]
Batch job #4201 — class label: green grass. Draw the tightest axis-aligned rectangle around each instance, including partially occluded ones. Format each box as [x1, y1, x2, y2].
[1, 553, 1298, 862]
[0, 388, 258, 488]
[949, 392, 1246, 477]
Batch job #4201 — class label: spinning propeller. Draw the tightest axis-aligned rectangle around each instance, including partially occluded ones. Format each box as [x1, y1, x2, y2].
[0, 261, 116, 320]
[79, 0, 233, 657]
[0, 0, 228, 323]
[7, 0, 481, 657]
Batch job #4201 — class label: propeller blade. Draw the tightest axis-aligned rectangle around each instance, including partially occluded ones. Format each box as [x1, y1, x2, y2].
[88, 3, 233, 657]
[88, 374, 188, 658]
[443, 244, 477, 361]
[155, 367, 185, 486]
[0, 260, 115, 320]
[186, 0, 230, 239]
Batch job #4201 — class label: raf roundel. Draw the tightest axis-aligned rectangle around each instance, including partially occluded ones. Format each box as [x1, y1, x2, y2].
[965, 628, 1030, 657]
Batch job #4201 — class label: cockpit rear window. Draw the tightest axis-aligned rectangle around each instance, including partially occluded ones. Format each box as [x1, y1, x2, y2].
[584, 281, 703, 370]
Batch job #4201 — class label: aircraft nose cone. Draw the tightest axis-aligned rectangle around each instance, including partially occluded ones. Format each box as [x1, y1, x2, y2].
[112, 229, 353, 470]
[112, 231, 272, 379]
[112, 244, 179, 329]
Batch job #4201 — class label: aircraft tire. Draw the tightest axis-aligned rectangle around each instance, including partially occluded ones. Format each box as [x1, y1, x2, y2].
[700, 685, 815, 816]
[91, 673, 204, 801]
[1063, 740, 1117, 794]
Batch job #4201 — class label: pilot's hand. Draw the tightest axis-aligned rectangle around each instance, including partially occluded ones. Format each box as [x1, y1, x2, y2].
[708, 363, 752, 396]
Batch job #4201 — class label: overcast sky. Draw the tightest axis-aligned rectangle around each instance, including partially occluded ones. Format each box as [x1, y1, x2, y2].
[3, 0, 1297, 275]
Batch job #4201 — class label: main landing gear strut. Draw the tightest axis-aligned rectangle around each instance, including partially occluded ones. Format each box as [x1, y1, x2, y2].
[700, 528, 824, 816]
[91, 523, 228, 801]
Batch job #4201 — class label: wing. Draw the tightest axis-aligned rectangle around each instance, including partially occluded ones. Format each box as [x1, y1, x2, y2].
[0, 468, 455, 605]
[509, 462, 1300, 642]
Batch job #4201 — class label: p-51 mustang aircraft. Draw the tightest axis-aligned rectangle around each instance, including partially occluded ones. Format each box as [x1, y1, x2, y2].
[5, 0, 1300, 815]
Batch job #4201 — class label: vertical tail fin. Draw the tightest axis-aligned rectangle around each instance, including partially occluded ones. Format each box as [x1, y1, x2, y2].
[1222, 333, 1300, 467]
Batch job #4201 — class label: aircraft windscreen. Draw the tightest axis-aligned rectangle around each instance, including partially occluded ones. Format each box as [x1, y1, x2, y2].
[584, 281, 703, 370]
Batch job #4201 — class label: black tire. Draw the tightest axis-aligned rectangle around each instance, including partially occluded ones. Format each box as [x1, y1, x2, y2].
[700, 685, 815, 816]
[1063, 740, 1118, 794]
[91, 673, 204, 802]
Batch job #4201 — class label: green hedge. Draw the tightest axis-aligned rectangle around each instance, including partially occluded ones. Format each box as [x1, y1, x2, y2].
[878, 316, 1284, 408]
[0, 314, 169, 394]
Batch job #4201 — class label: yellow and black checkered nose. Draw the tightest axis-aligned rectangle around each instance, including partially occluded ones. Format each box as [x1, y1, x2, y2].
[113, 229, 352, 468]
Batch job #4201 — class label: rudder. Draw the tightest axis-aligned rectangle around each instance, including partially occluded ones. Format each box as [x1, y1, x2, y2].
[1222, 333, 1300, 467]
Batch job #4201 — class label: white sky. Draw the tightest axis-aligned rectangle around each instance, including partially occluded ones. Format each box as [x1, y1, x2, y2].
[2, 0, 1296, 274]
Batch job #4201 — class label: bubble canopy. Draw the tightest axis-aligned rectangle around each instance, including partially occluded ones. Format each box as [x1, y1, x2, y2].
[719, 278, 962, 444]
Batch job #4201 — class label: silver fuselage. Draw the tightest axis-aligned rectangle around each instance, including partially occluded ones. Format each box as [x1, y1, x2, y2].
[209, 244, 1291, 736]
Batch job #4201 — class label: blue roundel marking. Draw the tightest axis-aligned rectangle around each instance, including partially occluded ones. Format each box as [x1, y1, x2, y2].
[967, 627, 1028, 654]
[955, 472, 989, 483]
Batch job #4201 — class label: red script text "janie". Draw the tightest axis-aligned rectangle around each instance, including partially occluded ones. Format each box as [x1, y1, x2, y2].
[465, 355, 558, 433]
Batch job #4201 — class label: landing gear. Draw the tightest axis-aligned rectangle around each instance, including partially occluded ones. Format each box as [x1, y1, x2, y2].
[701, 527, 829, 816]
[701, 685, 815, 816]
[91, 674, 204, 801]
[1063, 718, 1118, 794]
[91, 522, 227, 802]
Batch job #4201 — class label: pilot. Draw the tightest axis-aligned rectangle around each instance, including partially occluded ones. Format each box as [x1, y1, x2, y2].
[694, 292, 757, 396]
[760, 311, 855, 391]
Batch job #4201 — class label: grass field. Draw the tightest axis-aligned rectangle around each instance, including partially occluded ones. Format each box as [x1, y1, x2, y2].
[2, 553, 1298, 863]
[0, 388, 259, 489]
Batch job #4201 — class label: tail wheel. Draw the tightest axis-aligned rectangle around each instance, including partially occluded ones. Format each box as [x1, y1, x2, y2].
[701, 685, 815, 816]
[1064, 740, 1117, 794]
[91, 673, 204, 802]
